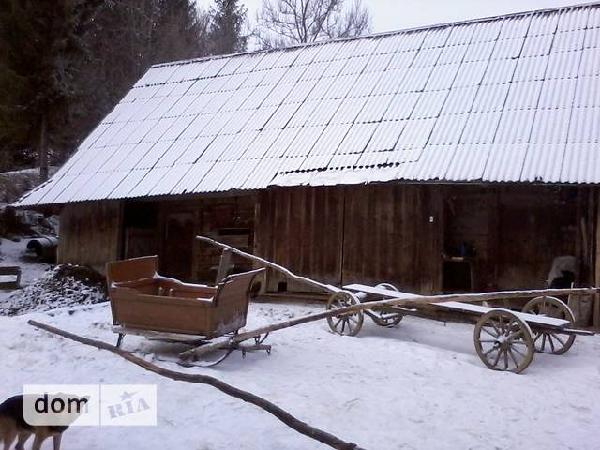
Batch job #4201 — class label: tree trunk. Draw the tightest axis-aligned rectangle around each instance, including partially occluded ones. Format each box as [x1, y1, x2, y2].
[38, 113, 49, 182]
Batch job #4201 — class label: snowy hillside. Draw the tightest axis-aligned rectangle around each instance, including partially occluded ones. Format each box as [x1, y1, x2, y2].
[2, 301, 599, 449]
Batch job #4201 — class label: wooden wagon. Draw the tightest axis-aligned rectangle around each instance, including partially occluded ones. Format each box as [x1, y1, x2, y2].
[106, 256, 268, 366]
[326, 283, 595, 373]
[196, 236, 596, 374]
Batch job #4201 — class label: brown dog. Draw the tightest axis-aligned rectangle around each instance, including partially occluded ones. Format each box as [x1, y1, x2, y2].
[0, 395, 75, 450]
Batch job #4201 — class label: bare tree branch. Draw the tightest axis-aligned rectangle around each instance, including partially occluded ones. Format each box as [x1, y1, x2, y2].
[254, 0, 371, 49]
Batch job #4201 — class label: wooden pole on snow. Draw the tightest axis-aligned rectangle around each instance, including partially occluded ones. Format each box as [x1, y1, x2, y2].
[28, 320, 364, 450]
[179, 286, 597, 361]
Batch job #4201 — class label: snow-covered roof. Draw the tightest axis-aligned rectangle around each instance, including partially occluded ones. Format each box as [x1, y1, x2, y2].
[18, 2, 600, 206]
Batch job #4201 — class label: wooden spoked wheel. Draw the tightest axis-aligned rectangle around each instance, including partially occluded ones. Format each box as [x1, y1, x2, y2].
[473, 310, 534, 374]
[326, 291, 364, 336]
[371, 283, 403, 327]
[521, 296, 576, 355]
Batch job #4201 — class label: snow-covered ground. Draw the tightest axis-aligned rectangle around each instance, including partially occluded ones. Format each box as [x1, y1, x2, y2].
[0, 238, 49, 298]
[0, 238, 106, 315]
[1, 300, 599, 449]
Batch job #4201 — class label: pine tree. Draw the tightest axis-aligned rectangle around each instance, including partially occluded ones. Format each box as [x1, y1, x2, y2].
[152, 0, 211, 63]
[0, 0, 212, 174]
[209, 0, 248, 55]
[0, 0, 101, 178]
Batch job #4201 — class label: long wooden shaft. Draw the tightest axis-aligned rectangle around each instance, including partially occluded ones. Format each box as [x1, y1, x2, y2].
[197, 235, 597, 341]
[232, 287, 597, 342]
[28, 320, 363, 450]
[196, 235, 339, 294]
[198, 235, 596, 303]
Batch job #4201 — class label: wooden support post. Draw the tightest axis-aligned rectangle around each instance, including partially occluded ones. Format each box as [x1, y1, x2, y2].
[216, 248, 232, 283]
[594, 293, 600, 329]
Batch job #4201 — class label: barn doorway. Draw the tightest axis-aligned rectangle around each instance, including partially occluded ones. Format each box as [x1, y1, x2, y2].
[161, 211, 195, 282]
[442, 186, 583, 293]
[442, 188, 488, 293]
[122, 201, 159, 259]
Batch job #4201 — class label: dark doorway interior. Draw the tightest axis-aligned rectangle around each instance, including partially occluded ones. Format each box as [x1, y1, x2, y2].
[442, 186, 580, 293]
[122, 201, 159, 259]
[162, 211, 195, 282]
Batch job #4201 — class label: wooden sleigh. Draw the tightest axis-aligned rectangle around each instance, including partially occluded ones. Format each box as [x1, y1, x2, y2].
[106, 256, 269, 366]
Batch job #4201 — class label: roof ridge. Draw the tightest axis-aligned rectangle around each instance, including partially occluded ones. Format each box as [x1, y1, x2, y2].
[152, 1, 600, 69]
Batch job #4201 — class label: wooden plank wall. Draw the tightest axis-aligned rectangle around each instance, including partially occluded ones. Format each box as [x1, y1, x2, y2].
[496, 186, 579, 290]
[122, 201, 160, 259]
[116, 195, 257, 283]
[443, 187, 496, 291]
[56, 186, 595, 301]
[255, 185, 443, 293]
[442, 186, 582, 291]
[192, 195, 257, 282]
[256, 184, 590, 296]
[341, 184, 443, 293]
[594, 189, 600, 328]
[58, 201, 122, 272]
[255, 187, 344, 288]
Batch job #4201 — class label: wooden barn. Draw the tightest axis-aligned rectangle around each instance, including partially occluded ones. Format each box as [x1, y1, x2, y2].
[17, 3, 600, 327]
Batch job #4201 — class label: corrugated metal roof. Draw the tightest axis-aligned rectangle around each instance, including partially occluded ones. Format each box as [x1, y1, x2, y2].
[17, 2, 600, 206]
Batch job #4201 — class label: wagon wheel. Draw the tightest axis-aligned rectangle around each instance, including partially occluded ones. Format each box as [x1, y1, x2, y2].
[326, 291, 364, 336]
[521, 296, 576, 355]
[473, 309, 534, 374]
[371, 283, 403, 327]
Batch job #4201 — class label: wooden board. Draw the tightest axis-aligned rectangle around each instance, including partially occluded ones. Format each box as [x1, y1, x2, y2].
[58, 201, 122, 273]
[255, 187, 345, 287]
[144, 195, 256, 283]
[442, 185, 582, 292]
[255, 184, 444, 294]
[112, 326, 208, 343]
[436, 301, 570, 327]
[343, 284, 421, 299]
[341, 184, 443, 294]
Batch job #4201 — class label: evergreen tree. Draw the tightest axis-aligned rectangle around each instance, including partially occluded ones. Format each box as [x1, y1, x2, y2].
[74, 0, 210, 145]
[209, 0, 248, 55]
[0, 0, 101, 177]
[153, 0, 211, 63]
[0, 0, 213, 175]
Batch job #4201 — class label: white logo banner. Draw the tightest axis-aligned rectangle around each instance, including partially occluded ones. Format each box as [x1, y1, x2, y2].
[23, 384, 157, 427]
